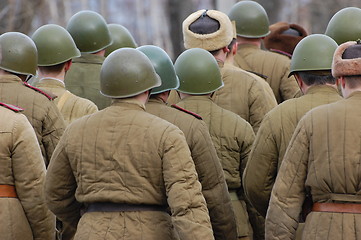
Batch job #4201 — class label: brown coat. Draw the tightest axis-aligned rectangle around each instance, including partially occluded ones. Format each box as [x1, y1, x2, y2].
[36, 78, 98, 126]
[234, 44, 301, 103]
[45, 99, 213, 240]
[0, 105, 55, 240]
[244, 85, 342, 217]
[266, 91, 361, 240]
[64, 54, 111, 110]
[146, 97, 237, 240]
[212, 62, 277, 134]
[176, 95, 255, 238]
[0, 74, 65, 166]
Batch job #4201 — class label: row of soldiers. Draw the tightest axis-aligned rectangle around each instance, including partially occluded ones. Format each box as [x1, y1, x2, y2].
[1, 1, 361, 240]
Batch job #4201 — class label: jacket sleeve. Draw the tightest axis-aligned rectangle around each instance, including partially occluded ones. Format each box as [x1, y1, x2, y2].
[248, 80, 277, 134]
[243, 115, 278, 217]
[265, 118, 309, 240]
[12, 114, 55, 240]
[162, 126, 214, 240]
[42, 101, 66, 166]
[45, 128, 81, 237]
[190, 120, 237, 240]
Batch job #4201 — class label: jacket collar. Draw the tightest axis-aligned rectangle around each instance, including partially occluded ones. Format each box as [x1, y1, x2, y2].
[111, 98, 146, 111]
[305, 85, 339, 95]
[73, 54, 104, 64]
[37, 77, 65, 88]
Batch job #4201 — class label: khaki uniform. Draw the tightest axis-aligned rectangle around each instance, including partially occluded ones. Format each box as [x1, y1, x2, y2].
[244, 85, 342, 217]
[266, 91, 361, 240]
[177, 95, 255, 239]
[45, 99, 213, 240]
[234, 44, 301, 103]
[212, 62, 277, 134]
[0, 104, 55, 240]
[146, 97, 237, 240]
[0, 74, 65, 166]
[64, 54, 111, 110]
[36, 77, 98, 126]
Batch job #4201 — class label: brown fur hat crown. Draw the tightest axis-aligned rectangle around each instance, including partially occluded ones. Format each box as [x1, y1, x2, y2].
[183, 9, 233, 51]
[263, 21, 308, 55]
[332, 41, 361, 77]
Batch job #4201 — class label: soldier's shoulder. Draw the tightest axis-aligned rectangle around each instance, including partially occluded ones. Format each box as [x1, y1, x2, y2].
[269, 49, 292, 58]
[0, 102, 24, 112]
[171, 104, 203, 120]
[23, 82, 57, 100]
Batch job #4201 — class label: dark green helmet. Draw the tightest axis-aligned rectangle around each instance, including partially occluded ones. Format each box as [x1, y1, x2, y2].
[32, 24, 80, 66]
[137, 45, 179, 95]
[66, 10, 112, 53]
[228, 1, 270, 38]
[174, 48, 223, 95]
[0, 32, 37, 76]
[105, 24, 137, 57]
[325, 7, 361, 45]
[289, 34, 338, 75]
[100, 48, 161, 98]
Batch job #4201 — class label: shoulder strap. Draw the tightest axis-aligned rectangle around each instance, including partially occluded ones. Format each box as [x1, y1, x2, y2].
[0, 102, 24, 112]
[56, 90, 73, 112]
[23, 82, 57, 100]
[171, 104, 202, 120]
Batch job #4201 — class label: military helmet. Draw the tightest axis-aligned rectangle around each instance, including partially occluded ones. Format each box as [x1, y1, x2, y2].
[32, 24, 80, 66]
[100, 48, 161, 98]
[175, 48, 223, 95]
[137, 45, 179, 95]
[105, 24, 137, 57]
[325, 7, 361, 45]
[67, 10, 112, 53]
[228, 1, 270, 38]
[0, 32, 37, 76]
[289, 34, 338, 75]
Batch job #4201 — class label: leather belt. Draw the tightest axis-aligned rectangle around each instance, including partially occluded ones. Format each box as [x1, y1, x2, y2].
[0, 185, 17, 198]
[85, 202, 169, 214]
[312, 202, 361, 214]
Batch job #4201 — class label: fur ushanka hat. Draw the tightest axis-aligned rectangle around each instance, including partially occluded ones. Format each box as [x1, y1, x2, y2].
[183, 9, 233, 51]
[263, 21, 308, 56]
[332, 40, 361, 77]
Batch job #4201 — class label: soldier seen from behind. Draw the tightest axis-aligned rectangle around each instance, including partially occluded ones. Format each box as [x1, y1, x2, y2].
[45, 48, 214, 240]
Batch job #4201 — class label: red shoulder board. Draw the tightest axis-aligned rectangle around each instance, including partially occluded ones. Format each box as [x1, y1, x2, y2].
[0, 102, 24, 112]
[269, 48, 292, 58]
[23, 82, 56, 100]
[171, 104, 202, 120]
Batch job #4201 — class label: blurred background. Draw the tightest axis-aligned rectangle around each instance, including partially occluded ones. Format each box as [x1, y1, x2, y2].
[1, 0, 361, 60]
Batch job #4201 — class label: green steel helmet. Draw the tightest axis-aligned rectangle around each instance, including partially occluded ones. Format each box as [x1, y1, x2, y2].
[137, 45, 179, 95]
[174, 48, 223, 95]
[228, 0, 270, 38]
[31, 24, 80, 66]
[325, 7, 361, 45]
[100, 48, 161, 98]
[0, 32, 37, 76]
[105, 24, 138, 57]
[66, 10, 112, 53]
[289, 34, 338, 75]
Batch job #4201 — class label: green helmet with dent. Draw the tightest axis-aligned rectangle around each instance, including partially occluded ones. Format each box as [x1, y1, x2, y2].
[0, 32, 37, 76]
[289, 34, 338, 75]
[228, 0, 270, 38]
[325, 7, 361, 45]
[105, 24, 137, 57]
[100, 48, 161, 98]
[67, 10, 112, 53]
[32, 24, 80, 66]
[137, 45, 179, 95]
[175, 48, 223, 95]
